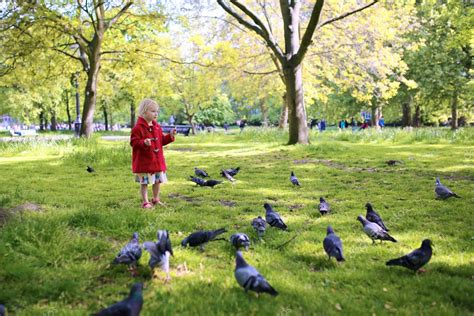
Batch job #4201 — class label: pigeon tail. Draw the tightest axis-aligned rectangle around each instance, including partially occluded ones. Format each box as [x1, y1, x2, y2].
[384, 234, 397, 243]
[210, 228, 227, 239]
[181, 237, 188, 247]
[335, 249, 345, 262]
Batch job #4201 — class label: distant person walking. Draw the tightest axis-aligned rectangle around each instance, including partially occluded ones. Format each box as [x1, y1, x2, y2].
[239, 119, 246, 133]
[168, 114, 175, 126]
[379, 116, 385, 128]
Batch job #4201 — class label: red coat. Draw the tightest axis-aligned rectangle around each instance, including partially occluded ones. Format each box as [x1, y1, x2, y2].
[130, 117, 174, 173]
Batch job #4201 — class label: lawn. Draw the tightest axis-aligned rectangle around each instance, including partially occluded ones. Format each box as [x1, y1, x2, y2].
[0, 127, 473, 315]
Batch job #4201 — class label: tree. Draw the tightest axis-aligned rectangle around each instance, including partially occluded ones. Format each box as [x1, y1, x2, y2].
[217, 0, 378, 144]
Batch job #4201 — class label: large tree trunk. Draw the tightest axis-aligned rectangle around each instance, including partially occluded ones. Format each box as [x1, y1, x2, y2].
[50, 111, 57, 131]
[451, 91, 458, 130]
[130, 101, 135, 128]
[413, 105, 421, 127]
[80, 52, 100, 137]
[259, 100, 269, 127]
[401, 98, 412, 127]
[285, 64, 309, 144]
[279, 93, 288, 129]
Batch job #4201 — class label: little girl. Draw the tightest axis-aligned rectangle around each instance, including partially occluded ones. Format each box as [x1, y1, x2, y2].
[130, 99, 176, 208]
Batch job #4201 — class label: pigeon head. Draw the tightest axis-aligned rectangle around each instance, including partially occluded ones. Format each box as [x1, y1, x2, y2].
[365, 203, 373, 211]
[326, 225, 335, 235]
[157, 230, 168, 241]
[291, 171, 295, 176]
[130, 282, 144, 297]
[235, 251, 248, 269]
[319, 197, 325, 203]
[132, 232, 139, 241]
[421, 239, 432, 249]
[357, 215, 367, 225]
[435, 177, 441, 185]
[263, 203, 271, 210]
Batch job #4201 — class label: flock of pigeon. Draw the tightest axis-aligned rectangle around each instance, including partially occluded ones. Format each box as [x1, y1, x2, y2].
[89, 164, 462, 315]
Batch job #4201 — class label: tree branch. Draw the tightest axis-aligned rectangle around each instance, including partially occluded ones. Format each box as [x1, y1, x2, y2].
[318, 1, 378, 29]
[105, 1, 134, 31]
[293, 0, 324, 66]
[134, 49, 214, 67]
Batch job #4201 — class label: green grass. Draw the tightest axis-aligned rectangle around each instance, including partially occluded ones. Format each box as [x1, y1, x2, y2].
[0, 127, 473, 315]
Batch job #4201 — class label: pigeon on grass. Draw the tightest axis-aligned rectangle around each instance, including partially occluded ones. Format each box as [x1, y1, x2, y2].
[194, 167, 209, 178]
[221, 167, 240, 177]
[230, 233, 250, 250]
[87, 165, 95, 173]
[203, 179, 223, 187]
[318, 197, 331, 215]
[357, 215, 396, 243]
[181, 228, 227, 251]
[143, 230, 173, 282]
[251, 216, 266, 239]
[234, 251, 278, 296]
[290, 171, 300, 186]
[386, 239, 432, 273]
[189, 176, 206, 186]
[435, 177, 460, 199]
[113, 232, 142, 276]
[264, 203, 287, 230]
[323, 226, 345, 262]
[95, 283, 143, 316]
[365, 203, 389, 231]
[221, 169, 236, 182]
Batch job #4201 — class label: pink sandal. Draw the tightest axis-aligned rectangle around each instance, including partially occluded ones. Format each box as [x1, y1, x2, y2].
[152, 198, 166, 206]
[142, 201, 153, 209]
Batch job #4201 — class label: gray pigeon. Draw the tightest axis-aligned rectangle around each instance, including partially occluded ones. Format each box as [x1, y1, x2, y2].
[143, 230, 173, 281]
[365, 203, 389, 231]
[222, 167, 240, 177]
[323, 226, 345, 262]
[203, 179, 223, 187]
[234, 251, 278, 296]
[230, 233, 250, 250]
[251, 216, 266, 238]
[87, 165, 95, 173]
[95, 283, 143, 316]
[435, 177, 460, 199]
[386, 239, 432, 272]
[357, 215, 397, 243]
[181, 228, 227, 251]
[194, 167, 209, 178]
[113, 232, 142, 276]
[189, 176, 206, 186]
[290, 171, 300, 186]
[264, 203, 287, 230]
[318, 197, 330, 215]
[221, 169, 236, 182]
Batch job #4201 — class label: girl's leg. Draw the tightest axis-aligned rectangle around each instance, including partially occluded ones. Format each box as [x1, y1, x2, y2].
[140, 184, 149, 203]
[152, 182, 160, 201]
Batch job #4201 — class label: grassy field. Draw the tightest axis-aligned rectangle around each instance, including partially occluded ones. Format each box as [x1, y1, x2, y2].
[0, 127, 473, 315]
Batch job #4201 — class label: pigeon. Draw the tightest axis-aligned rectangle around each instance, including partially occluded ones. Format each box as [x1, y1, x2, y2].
[143, 230, 173, 281]
[357, 215, 397, 243]
[323, 226, 345, 262]
[189, 176, 206, 186]
[221, 169, 236, 182]
[234, 251, 278, 296]
[222, 167, 240, 177]
[251, 216, 266, 238]
[435, 177, 460, 199]
[0, 304, 5, 316]
[181, 228, 227, 251]
[203, 179, 223, 187]
[365, 203, 389, 231]
[113, 232, 142, 276]
[318, 197, 331, 215]
[386, 160, 402, 166]
[290, 171, 300, 186]
[386, 239, 432, 272]
[230, 233, 250, 250]
[95, 282, 143, 316]
[194, 167, 209, 178]
[264, 203, 287, 230]
[86, 165, 95, 173]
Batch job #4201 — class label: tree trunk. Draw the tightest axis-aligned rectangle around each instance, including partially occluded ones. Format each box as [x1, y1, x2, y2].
[401, 98, 412, 127]
[259, 101, 269, 127]
[39, 111, 45, 131]
[65, 90, 72, 130]
[285, 64, 309, 144]
[50, 111, 57, 131]
[187, 116, 196, 135]
[279, 93, 288, 129]
[103, 106, 109, 131]
[451, 91, 458, 130]
[80, 53, 100, 137]
[413, 105, 421, 127]
[130, 101, 135, 128]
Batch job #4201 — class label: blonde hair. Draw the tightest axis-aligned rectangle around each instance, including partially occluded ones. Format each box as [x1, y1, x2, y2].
[138, 98, 159, 117]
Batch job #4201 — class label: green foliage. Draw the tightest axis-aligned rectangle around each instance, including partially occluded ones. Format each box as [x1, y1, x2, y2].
[0, 128, 473, 314]
[194, 95, 235, 125]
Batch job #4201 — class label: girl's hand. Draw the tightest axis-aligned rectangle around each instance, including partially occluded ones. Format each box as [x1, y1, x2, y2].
[144, 138, 151, 146]
[171, 128, 177, 135]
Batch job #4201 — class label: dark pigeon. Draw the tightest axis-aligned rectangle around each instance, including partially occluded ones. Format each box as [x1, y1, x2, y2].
[203, 179, 223, 187]
[323, 226, 345, 262]
[113, 232, 142, 276]
[290, 171, 300, 186]
[357, 215, 397, 243]
[435, 177, 460, 199]
[251, 216, 266, 239]
[386, 160, 402, 166]
[386, 239, 432, 272]
[230, 233, 250, 251]
[221, 169, 236, 182]
[264, 203, 287, 230]
[365, 203, 389, 231]
[318, 197, 330, 215]
[194, 167, 209, 178]
[143, 230, 173, 281]
[95, 283, 143, 316]
[0, 304, 5, 316]
[87, 165, 95, 173]
[222, 167, 240, 177]
[234, 251, 278, 296]
[189, 176, 206, 186]
[181, 228, 227, 251]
